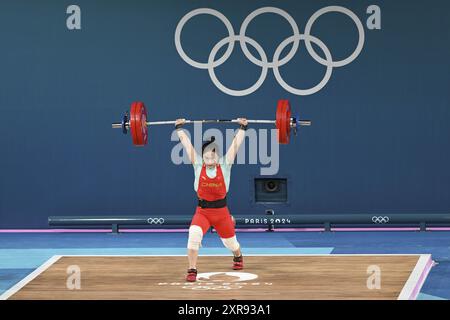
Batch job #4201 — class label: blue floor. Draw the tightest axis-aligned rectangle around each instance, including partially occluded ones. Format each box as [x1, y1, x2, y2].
[0, 231, 449, 299]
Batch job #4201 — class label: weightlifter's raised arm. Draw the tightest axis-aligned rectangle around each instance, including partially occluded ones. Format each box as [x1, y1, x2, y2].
[175, 119, 196, 164]
[225, 118, 248, 165]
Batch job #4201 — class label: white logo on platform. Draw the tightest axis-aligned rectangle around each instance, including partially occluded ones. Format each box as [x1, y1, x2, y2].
[175, 6, 365, 96]
[197, 271, 258, 282]
[158, 271, 272, 290]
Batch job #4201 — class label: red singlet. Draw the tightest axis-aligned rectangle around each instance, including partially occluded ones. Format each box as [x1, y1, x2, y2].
[190, 164, 235, 238]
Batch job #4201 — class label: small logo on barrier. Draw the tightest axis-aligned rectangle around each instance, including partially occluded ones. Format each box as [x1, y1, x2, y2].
[244, 218, 291, 224]
[147, 218, 165, 224]
[371, 216, 390, 224]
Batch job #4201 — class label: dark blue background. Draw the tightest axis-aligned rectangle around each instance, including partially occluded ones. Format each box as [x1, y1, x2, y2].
[0, 0, 449, 228]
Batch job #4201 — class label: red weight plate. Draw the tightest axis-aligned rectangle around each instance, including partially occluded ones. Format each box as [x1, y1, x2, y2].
[276, 100, 291, 144]
[136, 102, 148, 146]
[275, 101, 285, 144]
[285, 100, 291, 144]
[139, 102, 148, 145]
[129, 102, 138, 145]
[143, 110, 148, 145]
[130, 101, 148, 146]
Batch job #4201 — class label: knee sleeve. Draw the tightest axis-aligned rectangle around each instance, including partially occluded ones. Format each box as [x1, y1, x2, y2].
[187, 225, 203, 250]
[221, 236, 240, 252]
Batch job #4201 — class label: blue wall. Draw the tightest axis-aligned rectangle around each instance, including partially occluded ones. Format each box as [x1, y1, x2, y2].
[0, 0, 449, 228]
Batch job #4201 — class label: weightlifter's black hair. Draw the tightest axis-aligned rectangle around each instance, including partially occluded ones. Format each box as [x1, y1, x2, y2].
[202, 136, 216, 155]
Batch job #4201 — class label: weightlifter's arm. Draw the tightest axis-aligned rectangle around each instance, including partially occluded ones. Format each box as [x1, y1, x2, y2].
[225, 118, 248, 165]
[175, 119, 196, 164]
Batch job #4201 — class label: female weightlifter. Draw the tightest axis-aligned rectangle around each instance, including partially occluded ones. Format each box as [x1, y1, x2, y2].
[175, 118, 248, 282]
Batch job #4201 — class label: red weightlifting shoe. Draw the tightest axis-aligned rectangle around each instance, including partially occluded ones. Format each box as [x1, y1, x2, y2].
[186, 268, 197, 282]
[232, 255, 244, 270]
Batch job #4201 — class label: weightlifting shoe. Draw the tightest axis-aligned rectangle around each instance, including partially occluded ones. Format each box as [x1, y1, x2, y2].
[186, 268, 197, 282]
[232, 255, 244, 270]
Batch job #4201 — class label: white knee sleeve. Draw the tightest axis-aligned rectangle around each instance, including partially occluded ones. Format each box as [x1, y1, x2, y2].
[187, 225, 203, 250]
[221, 236, 240, 252]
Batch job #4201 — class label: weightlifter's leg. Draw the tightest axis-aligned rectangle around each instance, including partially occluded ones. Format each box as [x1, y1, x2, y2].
[186, 212, 210, 281]
[187, 225, 203, 268]
[214, 212, 243, 270]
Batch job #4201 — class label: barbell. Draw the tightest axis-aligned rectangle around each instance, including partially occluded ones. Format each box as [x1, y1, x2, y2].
[112, 99, 311, 146]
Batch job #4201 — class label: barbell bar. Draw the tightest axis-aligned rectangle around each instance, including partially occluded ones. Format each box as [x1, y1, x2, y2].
[112, 99, 311, 146]
[112, 119, 312, 127]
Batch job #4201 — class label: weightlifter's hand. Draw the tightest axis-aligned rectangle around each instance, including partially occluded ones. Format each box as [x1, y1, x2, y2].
[175, 118, 186, 130]
[237, 118, 248, 130]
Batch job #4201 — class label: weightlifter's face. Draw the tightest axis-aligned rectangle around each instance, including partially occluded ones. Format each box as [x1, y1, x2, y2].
[203, 150, 217, 167]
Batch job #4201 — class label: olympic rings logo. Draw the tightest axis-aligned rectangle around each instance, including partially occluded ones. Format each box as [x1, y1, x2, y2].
[175, 6, 365, 96]
[371, 216, 390, 224]
[147, 218, 165, 224]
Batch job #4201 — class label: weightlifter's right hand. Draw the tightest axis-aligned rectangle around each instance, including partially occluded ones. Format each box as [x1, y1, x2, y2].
[175, 118, 186, 130]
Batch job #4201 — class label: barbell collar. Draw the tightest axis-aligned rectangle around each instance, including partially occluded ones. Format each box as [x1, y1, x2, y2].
[298, 120, 311, 126]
